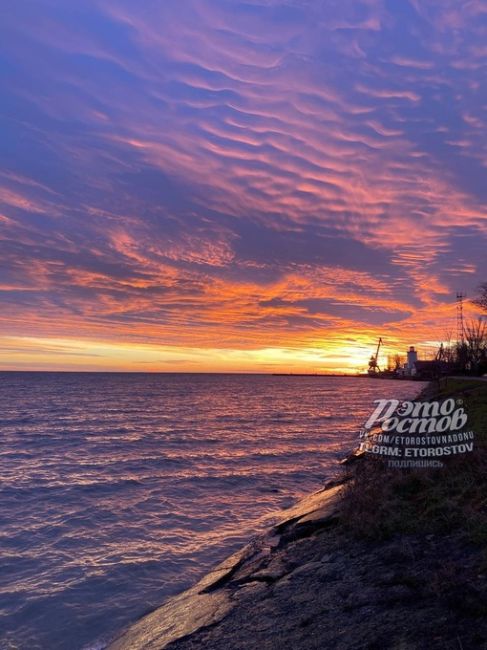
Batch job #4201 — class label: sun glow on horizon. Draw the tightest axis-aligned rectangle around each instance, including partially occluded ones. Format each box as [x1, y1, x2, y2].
[0, 329, 472, 374]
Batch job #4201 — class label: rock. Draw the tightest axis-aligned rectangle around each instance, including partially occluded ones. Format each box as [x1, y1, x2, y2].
[383, 584, 416, 603]
[374, 569, 396, 585]
[289, 560, 323, 580]
[345, 587, 382, 608]
[108, 587, 233, 650]
[234, 581, 268, 600]
[317, 564, 340, 581]
[272, 576, 292, 595]
[251, 558, 289, 582]
[290, 591, 314, 605]
[266, 535, 280, 549]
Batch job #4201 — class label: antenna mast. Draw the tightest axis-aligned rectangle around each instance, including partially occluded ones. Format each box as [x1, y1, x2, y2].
[456, 292, 466, 345]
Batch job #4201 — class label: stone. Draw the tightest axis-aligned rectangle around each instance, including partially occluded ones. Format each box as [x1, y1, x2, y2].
[252, 559, 289, 582]
[289, 561, 323, 580]
[234, 581, 268, 600]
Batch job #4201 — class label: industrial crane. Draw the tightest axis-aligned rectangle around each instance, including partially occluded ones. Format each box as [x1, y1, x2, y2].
[368, 337, 383, 375]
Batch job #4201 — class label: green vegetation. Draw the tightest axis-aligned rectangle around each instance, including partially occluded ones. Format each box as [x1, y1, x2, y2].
[341, 379, 487, 546]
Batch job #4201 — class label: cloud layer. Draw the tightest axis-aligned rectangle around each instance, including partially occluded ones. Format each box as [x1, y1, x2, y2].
[0, 0, 486, 370]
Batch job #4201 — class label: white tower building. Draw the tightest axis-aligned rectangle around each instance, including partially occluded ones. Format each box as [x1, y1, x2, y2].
[406, 346, 418, 374]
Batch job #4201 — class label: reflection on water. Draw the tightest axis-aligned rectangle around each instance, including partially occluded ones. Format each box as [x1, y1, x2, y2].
[0, 373, 424, 649]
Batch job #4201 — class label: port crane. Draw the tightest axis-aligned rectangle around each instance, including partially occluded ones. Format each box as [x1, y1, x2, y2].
[368, 337, 383, 375]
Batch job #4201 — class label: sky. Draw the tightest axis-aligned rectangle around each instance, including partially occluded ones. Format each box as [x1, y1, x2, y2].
[0, 0, 486, 372]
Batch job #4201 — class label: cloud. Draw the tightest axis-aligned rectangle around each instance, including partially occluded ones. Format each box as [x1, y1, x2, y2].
[0, 0, 485, 370]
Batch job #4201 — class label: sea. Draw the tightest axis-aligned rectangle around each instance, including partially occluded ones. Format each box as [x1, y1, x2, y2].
[0, 373, 425, 650]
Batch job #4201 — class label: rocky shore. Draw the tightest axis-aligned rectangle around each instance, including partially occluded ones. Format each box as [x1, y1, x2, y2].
[108, 379, 487, 650]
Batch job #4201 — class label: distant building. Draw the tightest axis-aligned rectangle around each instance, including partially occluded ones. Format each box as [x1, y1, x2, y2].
[370, 343, 458, 380]
[414, 360, 458, 379]
[406, 346, 417, 374]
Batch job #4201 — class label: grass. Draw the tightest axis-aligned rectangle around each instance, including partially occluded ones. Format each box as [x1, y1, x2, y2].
[340, 378, 487, 545]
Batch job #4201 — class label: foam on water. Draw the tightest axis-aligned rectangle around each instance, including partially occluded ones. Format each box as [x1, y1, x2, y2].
[0, 373, 425, 649]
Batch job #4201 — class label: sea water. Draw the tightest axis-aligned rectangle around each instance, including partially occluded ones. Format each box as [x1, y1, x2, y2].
[0, 373, 425, 649]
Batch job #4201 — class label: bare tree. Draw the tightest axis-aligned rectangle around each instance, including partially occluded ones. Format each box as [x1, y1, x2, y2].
[463, 318, 487, 374]
[472, 282, 487, 313]
[393, 354, 404, 370]
[440, 329, 456, 363]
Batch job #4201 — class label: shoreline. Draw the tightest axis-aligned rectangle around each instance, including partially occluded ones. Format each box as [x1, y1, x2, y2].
[107, 480, 346, 650]
[107, 378, 487, 650]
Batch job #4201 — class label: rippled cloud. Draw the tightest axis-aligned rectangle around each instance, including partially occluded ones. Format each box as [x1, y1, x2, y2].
[0, 0, 485, 370]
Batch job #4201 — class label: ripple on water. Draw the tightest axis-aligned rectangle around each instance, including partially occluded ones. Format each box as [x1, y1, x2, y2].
[0, 373, 425, 650]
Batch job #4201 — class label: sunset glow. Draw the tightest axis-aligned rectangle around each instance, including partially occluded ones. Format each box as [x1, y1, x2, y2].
[0, 0, 486, 372]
